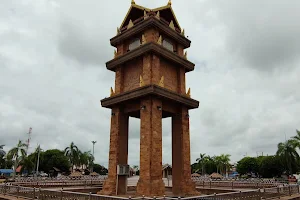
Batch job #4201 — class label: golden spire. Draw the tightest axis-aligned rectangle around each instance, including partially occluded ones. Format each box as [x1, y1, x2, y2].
[144, 10, 148, 19]
[184, 51, 187, 59]
[131, 0, 135, 4]
[110, 87, 115, 96]
[187, 88, 191, 97]
[142, 34, 146, 45]
[140, 75, 144, 87]
[168, 0, 172, 5]
[158, 76, 164, 87]
[114, 50, 117, 58]
[156, 11, 160, 19]
[127, 19, 134, 29]
[157, 35, 162, 45]
[169, 20, 175, 30]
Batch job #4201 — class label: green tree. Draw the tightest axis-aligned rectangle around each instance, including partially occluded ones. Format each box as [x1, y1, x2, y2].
[38, 149, 70, 173]
[259, 156, 283, 178]
[79, 151, 94, 169]
[276, 140, 300, 175]
[132, 165, 139, 174]
[64, 142, 79, 171]
[236, 157, 259, 175]
[196, 153, 209, 175]
[6, 140, 27, 178]
[291, 129, 300, 147]
[219, 154, 231, 176]
[93, 164, 108, 175]
[0, 145, 6, 168]
[213, 156, 222, 174]
[205, 157, 217, 175]
[0, 145, 5, 157]
[191, 162, 198, 174]
[20, 156, 34, 174]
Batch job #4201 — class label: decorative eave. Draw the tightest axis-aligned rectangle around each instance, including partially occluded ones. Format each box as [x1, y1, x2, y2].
[101, 85, 199, 109]
[112, 16, 190, 49]
[106, 42, 195, 72]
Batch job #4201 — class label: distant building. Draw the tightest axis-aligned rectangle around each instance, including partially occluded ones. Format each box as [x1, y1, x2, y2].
[0, 169, 13, 177]
[162, 164, 172, 178]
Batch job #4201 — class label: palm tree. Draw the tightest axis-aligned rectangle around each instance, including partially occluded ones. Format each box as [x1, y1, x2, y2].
[276, 139, 300, 175]
[0, 145, 5, 158]
[0, 145, 6, 168]
[213, 156, 222, 174]
[291, 129, 300, 147]
[196, 153, 209, 175]
[64, 142, 79, 171]
[219, 154, 231, 177]
[6, 140, 28, 178]
[79, 151, 94, 169]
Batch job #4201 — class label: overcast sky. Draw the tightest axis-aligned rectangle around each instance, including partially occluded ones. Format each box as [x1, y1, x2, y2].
[1, 0, 300, 167]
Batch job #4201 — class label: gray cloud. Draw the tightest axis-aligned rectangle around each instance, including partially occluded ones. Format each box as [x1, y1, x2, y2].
[190, 0, 300, 72]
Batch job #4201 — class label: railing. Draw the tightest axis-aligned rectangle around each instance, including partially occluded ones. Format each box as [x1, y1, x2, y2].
[1, 184, 299, 200]
[193, 180, 281, 189]
[9, 180, 104, 188]
[14, 175, 108, 182]
[9, 177, 285, 189]
[191, 177, 286, 183]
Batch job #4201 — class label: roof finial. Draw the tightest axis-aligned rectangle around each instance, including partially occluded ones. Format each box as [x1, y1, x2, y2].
[187, 88, 191, 97]
[168, 0, 172, 5]
[131, 0, 135, 4]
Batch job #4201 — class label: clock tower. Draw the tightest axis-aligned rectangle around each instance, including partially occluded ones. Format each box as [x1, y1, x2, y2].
[100, 0, 199, 197]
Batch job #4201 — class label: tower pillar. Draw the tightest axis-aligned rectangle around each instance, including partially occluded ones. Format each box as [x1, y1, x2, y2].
[136, 97, 165, 196]
[100, 108, 129, 195]
[172, 107, 199, 196]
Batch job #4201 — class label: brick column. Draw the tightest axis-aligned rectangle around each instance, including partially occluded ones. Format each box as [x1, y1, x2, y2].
[115, 67, 123, 94]
[136, 97, 165, 196]
[99, 108, 129, 195]
[172, 107, 199, 196]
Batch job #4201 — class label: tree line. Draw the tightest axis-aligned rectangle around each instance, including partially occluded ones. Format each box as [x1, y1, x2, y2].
[191, 129, 300, 178]
[236, 129, 300, 178]
[0, 141, 108, 177]
[191, 153, 231, 175]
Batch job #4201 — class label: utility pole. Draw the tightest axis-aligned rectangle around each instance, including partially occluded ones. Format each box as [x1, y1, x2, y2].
[26, 127, 32, 154]
[36, 145, 41, 177]
[91, 141, 97, 172]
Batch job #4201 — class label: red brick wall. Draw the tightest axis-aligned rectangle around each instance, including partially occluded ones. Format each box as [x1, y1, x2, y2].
[144, 28, 160, 43]
[123, 58, 143, 92]
[160, 58, 178, 92]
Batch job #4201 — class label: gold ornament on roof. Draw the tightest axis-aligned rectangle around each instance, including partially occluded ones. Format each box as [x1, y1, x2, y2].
[158, 76, 164, 87]
[139, 75, 144, 87]
[157, 35, 162, 45]
[144, 10, 148, 19]
[156, 11, 160, 20]
[114, 50, 117, 58]
[127, 19, 134, 29]
[110, 87, 115, 96]
[142, 34, 146, 45]
[181, 29, 185, 36]
[131, 0, 135, 4]
[169, 20, 175, 30]
[168, 0, 172, 5]
[187, 88, 191, 97]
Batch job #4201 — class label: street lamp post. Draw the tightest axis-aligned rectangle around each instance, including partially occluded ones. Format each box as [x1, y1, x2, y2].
[91, 141, 96, 172]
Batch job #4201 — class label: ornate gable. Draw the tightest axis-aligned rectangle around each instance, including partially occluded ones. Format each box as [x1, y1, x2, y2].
[120, 1, 181, 31]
